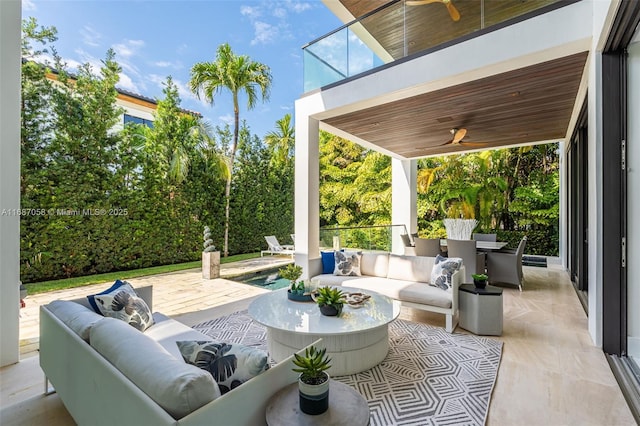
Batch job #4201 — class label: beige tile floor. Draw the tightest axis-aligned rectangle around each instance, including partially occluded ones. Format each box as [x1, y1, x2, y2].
[0, 257, 636, 425]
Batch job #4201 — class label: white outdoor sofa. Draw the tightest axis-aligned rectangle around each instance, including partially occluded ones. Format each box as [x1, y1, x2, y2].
[39, 285, 314, 425]
[310, 252, 465, 333]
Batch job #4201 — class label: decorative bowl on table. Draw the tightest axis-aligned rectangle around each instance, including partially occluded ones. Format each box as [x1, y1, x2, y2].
[287, 289, 313, 302]
[344, 292, 371, 308]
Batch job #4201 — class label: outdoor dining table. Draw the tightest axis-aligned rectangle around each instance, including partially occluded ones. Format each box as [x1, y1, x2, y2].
[439, 239, 508, 251]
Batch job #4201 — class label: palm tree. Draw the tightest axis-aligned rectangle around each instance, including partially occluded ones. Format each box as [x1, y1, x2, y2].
[189, 43, 272, 257]
[265, 113, 294, 166]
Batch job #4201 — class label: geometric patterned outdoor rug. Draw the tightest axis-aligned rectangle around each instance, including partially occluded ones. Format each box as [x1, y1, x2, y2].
[194, 310, 502, 426]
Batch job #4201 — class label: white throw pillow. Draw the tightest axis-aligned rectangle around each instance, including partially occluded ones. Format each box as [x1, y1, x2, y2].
[430, 255, 462, 291]
[333, 250, 362, 276]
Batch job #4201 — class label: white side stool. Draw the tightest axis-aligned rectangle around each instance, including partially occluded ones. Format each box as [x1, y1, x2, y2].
[459, 284, 503, 335]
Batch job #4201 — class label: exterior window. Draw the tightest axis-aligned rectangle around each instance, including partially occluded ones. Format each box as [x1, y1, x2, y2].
[124, 114, 153, 128]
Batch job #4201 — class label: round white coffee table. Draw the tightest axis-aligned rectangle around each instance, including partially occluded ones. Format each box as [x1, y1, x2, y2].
[248, 287, 401, 375]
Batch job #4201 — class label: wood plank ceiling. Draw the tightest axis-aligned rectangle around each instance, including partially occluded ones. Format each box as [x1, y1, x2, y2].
[320, 0, 587, 158]
[323, 51, 588, 158]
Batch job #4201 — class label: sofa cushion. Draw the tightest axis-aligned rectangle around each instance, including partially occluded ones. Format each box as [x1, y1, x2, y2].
[46, 300, 104, 341]
[87, 280, 154, 331]
[387, 254, 434, 283]
[430, 255, 463, 291]
[176, 340, 270, 395]
[334, 250, 362, 276]
[356, 278, 453, 309]
[90, 317, 220, 419]
[360, 252, 389, 277]
[144, 313, 212, 360]
[320, 251, 335, 274]
[313, 275, 452, 309]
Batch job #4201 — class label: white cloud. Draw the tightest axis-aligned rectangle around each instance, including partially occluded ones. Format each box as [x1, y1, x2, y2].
[288, 1, 312, 13]
[240, 5, 261, 19]
[152, 60, 184, 70]
[219, 114, 234, 126]
[23, 0, 37, 11]
[273, 7, 287, 19]
[280, 105, 292, 111]
[251, 21, 279, 45]
[80, 26, 101, 47]
[112, 39, 145, 59]
[118, 73, 139, 92]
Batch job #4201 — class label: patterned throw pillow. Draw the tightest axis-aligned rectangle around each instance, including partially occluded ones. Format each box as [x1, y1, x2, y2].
[87, 280, 154, 332]
[176, 341, 270, 394]
[333, 250, 362, 276]
[430, 255, 462, 291]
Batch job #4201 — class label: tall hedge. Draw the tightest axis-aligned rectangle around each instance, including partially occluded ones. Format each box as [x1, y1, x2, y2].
[19, 25, 294, 283]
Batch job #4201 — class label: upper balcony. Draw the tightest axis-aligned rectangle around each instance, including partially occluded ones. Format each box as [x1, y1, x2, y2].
[303, 0, 574, 93]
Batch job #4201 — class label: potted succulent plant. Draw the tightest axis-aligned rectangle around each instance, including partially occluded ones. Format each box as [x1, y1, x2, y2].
[472, 273, 488, 289]
[279, 264, 309, 301]
[202, 226, 220, 279]
[314, 286, 345, 316]
[292, 345, 331, 415]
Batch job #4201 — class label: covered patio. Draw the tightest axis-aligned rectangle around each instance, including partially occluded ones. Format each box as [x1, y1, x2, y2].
[0, 260, 634, 424]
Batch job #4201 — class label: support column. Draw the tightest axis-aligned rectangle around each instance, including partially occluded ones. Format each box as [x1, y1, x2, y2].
[392, 158, 417, 255]
[0, 0, 22, 366]
[295, 112, 321, 279]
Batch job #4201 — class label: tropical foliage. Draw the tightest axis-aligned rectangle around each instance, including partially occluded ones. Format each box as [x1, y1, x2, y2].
[20, 20, 292, 284]
[189, 43, 272, 257]
[318, 132, 559, 256]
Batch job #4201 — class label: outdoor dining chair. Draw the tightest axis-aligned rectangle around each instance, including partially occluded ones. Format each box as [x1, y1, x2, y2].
[472, 233, 497, 242]
[446, 239, 486, 283]
[486, 236, 527, 291]
[414, 237, 442, 257]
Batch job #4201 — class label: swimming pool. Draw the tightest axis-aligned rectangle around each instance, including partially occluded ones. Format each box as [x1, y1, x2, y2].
[237, 268, 290, 290]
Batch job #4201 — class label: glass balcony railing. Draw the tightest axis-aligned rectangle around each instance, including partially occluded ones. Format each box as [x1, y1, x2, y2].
[303, 0, 568, 92]
[319, 224, 409, 252]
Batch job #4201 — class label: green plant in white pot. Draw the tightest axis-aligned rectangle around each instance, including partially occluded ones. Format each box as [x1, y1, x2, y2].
[279, 264, 304, 294]
[292, 345, 331, 415]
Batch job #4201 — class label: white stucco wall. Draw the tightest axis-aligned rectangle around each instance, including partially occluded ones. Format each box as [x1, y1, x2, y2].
[0, 0, 22, 366]
[626, 35, 640, 360]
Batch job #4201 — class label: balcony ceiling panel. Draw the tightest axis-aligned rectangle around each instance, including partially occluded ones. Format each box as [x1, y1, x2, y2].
[323, 51, 588, 158]
[339, 0, 561, 59]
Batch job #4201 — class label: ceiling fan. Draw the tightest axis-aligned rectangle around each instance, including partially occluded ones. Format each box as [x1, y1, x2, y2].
[437, 128, 491, 149]
[406, 0, 461, 22]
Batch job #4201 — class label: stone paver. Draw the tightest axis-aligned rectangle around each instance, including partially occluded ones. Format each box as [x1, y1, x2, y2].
[19, 256, 293, 355]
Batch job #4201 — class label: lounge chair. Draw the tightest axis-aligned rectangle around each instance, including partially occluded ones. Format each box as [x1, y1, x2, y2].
[261, 235, 295, 258]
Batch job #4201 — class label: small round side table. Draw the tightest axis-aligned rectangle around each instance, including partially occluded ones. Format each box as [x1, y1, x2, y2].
[265, 380, 370, 426]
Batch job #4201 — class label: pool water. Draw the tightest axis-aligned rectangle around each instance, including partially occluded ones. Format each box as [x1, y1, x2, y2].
[239, 269, 290, 291]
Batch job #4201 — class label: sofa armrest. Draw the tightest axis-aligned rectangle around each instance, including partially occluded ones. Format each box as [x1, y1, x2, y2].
[178, 339, 324, 426]
[451, 266, 465, 313]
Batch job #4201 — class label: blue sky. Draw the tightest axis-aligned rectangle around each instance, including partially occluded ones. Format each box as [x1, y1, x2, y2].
[22, 0, 341, 138]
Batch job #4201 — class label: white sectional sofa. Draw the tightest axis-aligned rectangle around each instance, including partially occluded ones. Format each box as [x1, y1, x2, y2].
[39, 285, 310, 425]
[311, 252, 465, 333]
